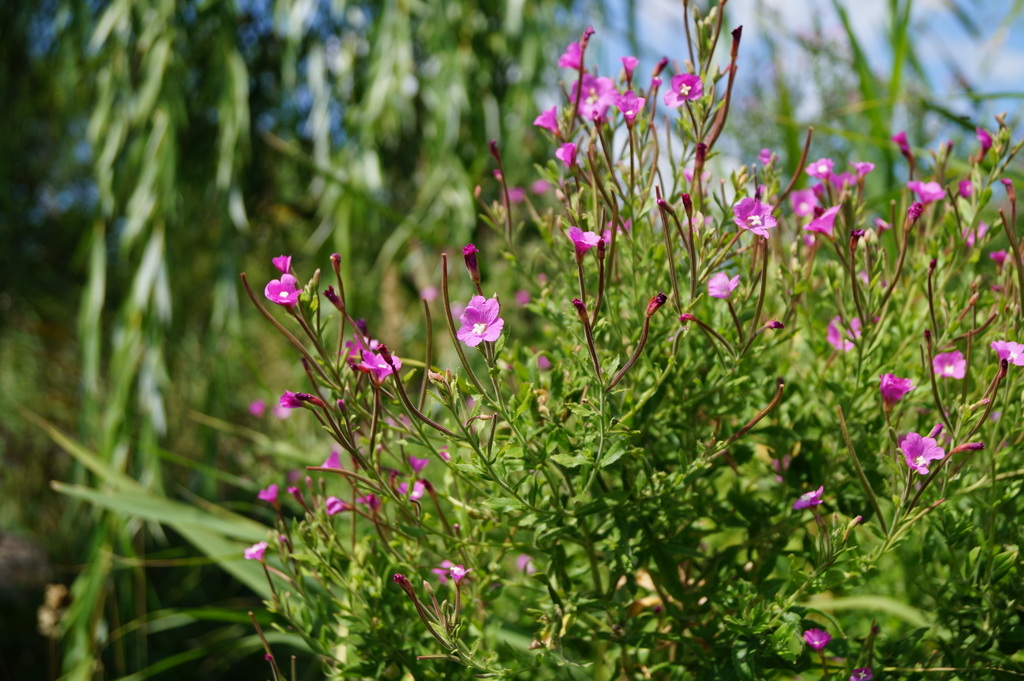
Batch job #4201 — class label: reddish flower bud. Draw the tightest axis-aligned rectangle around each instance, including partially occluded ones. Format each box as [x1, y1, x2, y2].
[656, 198, 676, 215]
[680, 192, 693, 214]
[488, 139, 501, 163]
[646, 292, 668, 317]
[462, 243, 481, 283]
[767, 320, 784, 329]
[581, 26, 595, 48]
[330, 253, 341, 275]
[679, 313, 697, 324]
[653, 56, 669, 77]
[695, 142, 707, 164]
[908, 202, 924, 222]
[324, 286, 343, 310]
[571, 298, 588, 319]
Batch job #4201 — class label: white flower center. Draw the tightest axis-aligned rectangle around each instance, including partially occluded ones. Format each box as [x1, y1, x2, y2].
[915, 455, 927, 467]
[473, 322, 488, 336]
[587, 88, 599, 104]
[747, 215, 762, 227]
[278, 291, 290, 299]
[816, 163, 829, 174]
[680, 84, 691, 95]
[1010, 350, 1019, 360]
[944, 365, 955, 375]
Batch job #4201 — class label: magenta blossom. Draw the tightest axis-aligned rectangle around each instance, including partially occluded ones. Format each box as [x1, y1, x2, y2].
[879, 373, 914, 409]
[907, 180, 945, 204]
[397, 480, 426, 501]
[793, 486, 824, 510]
[432, 560, 454, 582]
[803, 628, 831, 651]
[409, 455, 430, 473]
[958, 179, 973, 198]
[321, 450, 342, 469]
[976, 127, 993, 157]
[271, 255, 292, 273]
[449, 564, 472, 584]
[457, 295, 504, 347]
[852, 161, 875, 178]
[356, 494, 380, 511]
[806, 157, 834, 180]
[790, 189, 818, 217]
[568, 226, 603, 255]
[621, 55, 639, 79]
[901, 431, 946, 475]
[830, 171, 855, 189]
[732, 197, 777, 239]
[991, 340, 1024, 366]
[875, 217, 891, 233]
[534, 106, 559, 135]
[892, 131, 911, 155]
[531, 179, 550, 195]
[248, 399, 267, 417]
[805, 205, 841, 237]
[357, 349, 401, 384]
[826, 316, 861, 352]
[558, 42, 582, 69]
[614, 90, 646, 124]
[962, 221, 988, 248]
[325, 496, 348, 515]
[850, 669, 873, 681]
[759, 148, 775, 165]
[516, 554, 537, 574]
[990, 250, 1008, 267]
[932, 350, 966, 379]
[555, 142, 578, 167]
[264, 273, 301, 307]
[244, 541, 268, 561]
[663, 73, 703, 107]
[257, 484, 279, 505]
[279, 390, 305, 409]
[572, 74, 616, 121]
[707, 272, 740, 299]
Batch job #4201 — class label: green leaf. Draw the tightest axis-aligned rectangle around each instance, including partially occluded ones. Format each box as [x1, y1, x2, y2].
[801, 594, 932, 628]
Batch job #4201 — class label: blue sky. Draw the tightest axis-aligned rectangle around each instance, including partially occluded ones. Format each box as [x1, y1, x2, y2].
[594, 0, 1024, 125]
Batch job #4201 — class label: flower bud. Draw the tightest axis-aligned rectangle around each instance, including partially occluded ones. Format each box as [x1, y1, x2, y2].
[324, 286, 343, 311]
[646, 292, 668, 317]
[330, 253, 341, 275]
[463, 243, 481, 283]
[488, 139, 501, 163]
[653, 56, 669, 77]
[908, 202, 924, 223]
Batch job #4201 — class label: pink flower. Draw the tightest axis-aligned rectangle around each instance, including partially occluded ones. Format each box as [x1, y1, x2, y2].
[830, 171, 855, 189]
[663, 73, 703, 107]
[891, 131, 910, 155]
[244, 541, 268, 561]
[962, 221, 988, 248]
[875, 218, 891, 233]
[515, 289, 530, 306]
[990, 250, 1008, 266]
[322, 450, 342, 469]
[534, 106, 559, 135]
[805, 205, 841, 237]
[558, 42, 582, 69]
[907, 180, 945, 204]
[409, 455, 430, 473]
[420, 286, 438, 302]
[397, 480, 426, 501]
[827, 317, 861, 352]
[732, 197, 777, 239]
[976, 127, 993, 157]
[568, 226, 602, 255]
[531, 179, 551, 195]
[271, 255, 292, 273]
[621, 55, 639, 78]
[357, 350, 401, 384]
[264, 274, 301, 307]
[356, 494, 380, 511]
[279, 391, 305, 409]
[449, 564, 472, 584]
[803, 628, 831, 651]
[555, 142, 578, 167]
[325, 496, 348, 515]
[614, 90, 646, 123]
[456, 295, 504, 347]
[438, 445, 451, 462]
[793, 486, 824, 510]
[248, 399, 267, 417]
[879, 373, 914, 409]
[516, 554, 537, 574]
[790, 189, 818, 217]
[508, 187, 526, 203]
[806, 157, 834, 180]
[901, 431, 945, 474]
[958, 179, 973, 198]
[537, 355, 552, 371]
[257, 484, 279, 504]
[759, 148, 775, 165]
[433, 560, 454, 582]
[932, 351, 966, 379]
[707, 272, 739, 299]
[572, 74, 616, 121]
[850, 668, 873, 681]
[991, 340, 1024, 366]
[852, 161, 875, 178]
